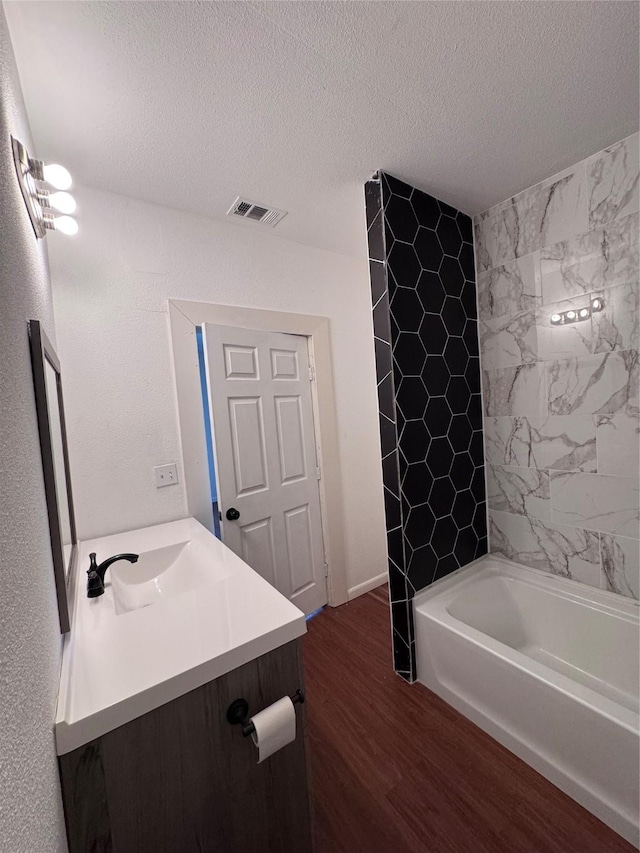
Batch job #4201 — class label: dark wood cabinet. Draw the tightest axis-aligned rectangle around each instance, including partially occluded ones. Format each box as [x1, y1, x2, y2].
[58, 639, 313, 853]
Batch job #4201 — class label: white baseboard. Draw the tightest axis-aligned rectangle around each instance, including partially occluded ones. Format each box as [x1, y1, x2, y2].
[347, 572, 388, 601]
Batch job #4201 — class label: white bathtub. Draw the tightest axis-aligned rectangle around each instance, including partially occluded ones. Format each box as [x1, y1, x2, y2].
[414, 556, 640, 847]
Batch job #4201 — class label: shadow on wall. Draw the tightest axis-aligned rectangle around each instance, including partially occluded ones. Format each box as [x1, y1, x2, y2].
[365, 172, 487, 681]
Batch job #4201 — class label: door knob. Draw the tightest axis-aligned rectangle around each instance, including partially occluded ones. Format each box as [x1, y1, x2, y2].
[226, 507, 240, 521]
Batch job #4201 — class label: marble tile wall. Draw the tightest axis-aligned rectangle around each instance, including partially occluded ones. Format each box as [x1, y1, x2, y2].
[475, 133, 640, 600]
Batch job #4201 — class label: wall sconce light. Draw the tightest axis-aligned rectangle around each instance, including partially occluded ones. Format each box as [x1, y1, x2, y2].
[11, 136, 77, 239]
[550, 298, 604, 326]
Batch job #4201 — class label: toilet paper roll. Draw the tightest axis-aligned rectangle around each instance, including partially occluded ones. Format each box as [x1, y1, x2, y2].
[250, 696, 296, 763]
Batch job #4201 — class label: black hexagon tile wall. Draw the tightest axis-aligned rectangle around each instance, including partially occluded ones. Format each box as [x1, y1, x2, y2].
[365, 172, 487, 681]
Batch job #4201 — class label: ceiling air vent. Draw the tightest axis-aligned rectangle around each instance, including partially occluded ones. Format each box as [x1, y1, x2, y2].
[227, 196, 287, 227]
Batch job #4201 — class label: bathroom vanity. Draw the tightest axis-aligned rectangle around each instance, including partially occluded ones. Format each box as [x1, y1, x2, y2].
[55, 518, 313, 853]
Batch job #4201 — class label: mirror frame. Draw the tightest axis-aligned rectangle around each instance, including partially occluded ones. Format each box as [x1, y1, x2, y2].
[28, 320, 78, 633]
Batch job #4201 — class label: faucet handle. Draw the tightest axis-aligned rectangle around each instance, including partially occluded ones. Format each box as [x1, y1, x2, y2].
[87, 570, 104, 598]
[87, 553, 105, 597]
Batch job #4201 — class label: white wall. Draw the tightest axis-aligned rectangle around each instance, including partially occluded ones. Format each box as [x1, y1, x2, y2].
[48, 185, 388, 596]
[0, 8, 68, 852]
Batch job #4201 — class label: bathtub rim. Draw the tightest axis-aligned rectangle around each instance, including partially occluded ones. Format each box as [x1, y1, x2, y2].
[414, 554, 639, 615]
[413, 555, 640, 847]
[413, 555, 639, 732]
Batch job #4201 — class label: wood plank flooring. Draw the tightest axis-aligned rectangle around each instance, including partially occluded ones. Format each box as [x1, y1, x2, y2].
[302, 586, 635, 853]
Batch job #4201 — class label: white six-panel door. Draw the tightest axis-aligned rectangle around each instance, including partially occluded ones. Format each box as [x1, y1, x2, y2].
[203, 324, 328, 614]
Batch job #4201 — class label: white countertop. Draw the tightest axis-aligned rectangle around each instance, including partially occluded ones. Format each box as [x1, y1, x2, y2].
[55, 518, 306, 755]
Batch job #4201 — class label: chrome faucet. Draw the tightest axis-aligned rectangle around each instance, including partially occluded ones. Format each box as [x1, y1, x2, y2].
[87, 552, 139, 598]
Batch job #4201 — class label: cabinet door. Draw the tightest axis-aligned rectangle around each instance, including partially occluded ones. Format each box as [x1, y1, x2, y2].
[59, 640, 312, 853]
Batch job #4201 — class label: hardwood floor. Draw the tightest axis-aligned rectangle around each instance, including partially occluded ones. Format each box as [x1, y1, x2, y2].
[302, 586, 635, 853]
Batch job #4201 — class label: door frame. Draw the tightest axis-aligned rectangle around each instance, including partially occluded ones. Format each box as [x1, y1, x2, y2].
[168, 299, 348, 607]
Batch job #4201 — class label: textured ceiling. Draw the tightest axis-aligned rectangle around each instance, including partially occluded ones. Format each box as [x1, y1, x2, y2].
[5, 1, 639, 257]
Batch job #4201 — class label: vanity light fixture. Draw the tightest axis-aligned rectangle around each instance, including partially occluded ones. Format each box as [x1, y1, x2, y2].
[51, 215, 79, 236]
[550, 298, 604, 326]
[11, 136, 77, 239]
[41, 162, 72, 190]
[48, 191, 77, 215]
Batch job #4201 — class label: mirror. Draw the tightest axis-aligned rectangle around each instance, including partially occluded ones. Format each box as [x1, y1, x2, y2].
[29, 320, 77, 633]
[44, 359, 73, 566]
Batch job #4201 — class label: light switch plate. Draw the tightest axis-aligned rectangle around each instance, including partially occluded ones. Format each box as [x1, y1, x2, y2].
[154, 463, 178, 488]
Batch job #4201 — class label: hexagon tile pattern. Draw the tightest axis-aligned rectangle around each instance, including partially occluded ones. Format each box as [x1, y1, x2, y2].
[365, 172, 488, 681]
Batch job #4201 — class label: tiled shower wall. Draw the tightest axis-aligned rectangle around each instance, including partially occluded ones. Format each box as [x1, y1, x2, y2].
[366, 172, 487, 680]
[475, 132, 639, 599]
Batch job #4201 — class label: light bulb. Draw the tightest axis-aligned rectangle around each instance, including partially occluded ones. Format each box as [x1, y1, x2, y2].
[43, 163, 72, 190]
[49, 191, 76, 214]
[550, 314, 561, 324]
[53, 215, 78, 236]
[566, 310, 576, 320]
[579, 308, 590, 319]
[591, 297, 604, 311]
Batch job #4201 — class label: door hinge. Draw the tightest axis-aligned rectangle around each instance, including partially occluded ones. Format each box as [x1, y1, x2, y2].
[323, 561, 329, 578]
[316, 466, 321, 480]
[309, 364, 315, 382]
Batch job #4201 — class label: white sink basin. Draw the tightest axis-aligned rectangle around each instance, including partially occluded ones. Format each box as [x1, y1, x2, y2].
[56, 518, 307, 755]
[109, 539, 230, 615]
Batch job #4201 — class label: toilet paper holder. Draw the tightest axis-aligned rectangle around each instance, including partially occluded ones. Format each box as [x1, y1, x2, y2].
[227, 689, 305, 737]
